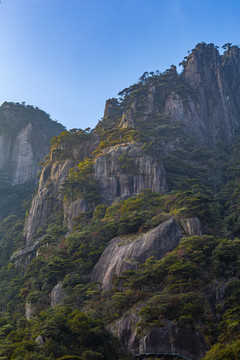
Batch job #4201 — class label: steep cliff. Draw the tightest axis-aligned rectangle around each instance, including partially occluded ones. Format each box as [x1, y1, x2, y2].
[0, 102, 64, 185]
[111, 310, 208, 358]
[107, 43, 240, 146]
[23, 135, 167, 248]
[4, 43, 240, 360]
[24, 42, 240, 248]
[94, 143, 166, 204]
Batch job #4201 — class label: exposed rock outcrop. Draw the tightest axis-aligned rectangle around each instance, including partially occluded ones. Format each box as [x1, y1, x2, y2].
[116, 44, 240, 146]
[50, 282, 65, 307]
[24, 159, 75, 246]
[180, 44, 240, 144]
[91, 217, 183, 291]
[94, 143, 167, 204]
[111, 310, 208, 358]
[182, 217, 203, 236]
[63, 198, 89, 230]
[0, 102, 64, 184]
[25, 302, 37, 321]
[24, 140, 167, 247]
[35, 335, 44, 346]
[11, 123, 36, 184]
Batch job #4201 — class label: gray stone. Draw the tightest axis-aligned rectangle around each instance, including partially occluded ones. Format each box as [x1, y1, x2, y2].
[35, 335, 44, 345]
[182, 217, 202, 236]
[91, 217, 182, 291]
[50, 282, 65, 307]
[25, 302, 36, 321]
[64, 198, 89, 230]
[94, 143, 167, 205]
[117, 45, 240, 146]
[111, 310, 209, 358]
[0, 103, 64, 184]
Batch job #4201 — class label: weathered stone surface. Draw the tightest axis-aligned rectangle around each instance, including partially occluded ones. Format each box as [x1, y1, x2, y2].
[204, 280, 226, 315]
[94, 143, 167, 204]
[25, 302, 37, 321]
[0, 134, 11, 169]
[118, 107, 136, 129]
[11, 239, 40, 261]
[35, 335, 44, 345]
[50, 282, 65, 307]
[111, 310, 141, 351]
[111, 310, 208, 358]
[91, 217, 182, 291]
[117, 44, 240, 146]
[0, 102, 64, 184]
[182, 217, 202, 236]
[138, 324, 208, 357]
[23, 135, 99, 248]
[11, 123, 36, 184]
[24, 159, 75, 246]
[181, 44, 240, 145]
[64, 198, 89, 230]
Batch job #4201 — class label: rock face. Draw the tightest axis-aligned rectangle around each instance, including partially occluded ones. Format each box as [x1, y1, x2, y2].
[180, 44, 240, 145]
[24, 133, 99, 246]
[24, 159, 75, 246]
[91, 217, 183, 291]
[24, 140, 167, 247]
[182, 217, 203, 236]
[113, 43, 240, 146]
[64, 198, 89, 231]
[111, 311, 208, 358]
[94, 143, 167, 204]
[25, 302, 37, 321]
[50, 282, 65, 307]
[23, 43, 240, 250]
[11, 123, 36, 184]
[35, 335, 44, 346]
[0, 102, 64, 184]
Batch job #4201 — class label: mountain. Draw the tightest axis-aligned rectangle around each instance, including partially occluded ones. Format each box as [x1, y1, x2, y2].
[0, 42, 240, 360]
[0, 102, 64, 185]
[0, 101, 65, 220]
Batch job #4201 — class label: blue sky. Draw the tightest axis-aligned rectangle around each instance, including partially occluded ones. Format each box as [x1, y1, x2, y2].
[0, 0, 239, 129]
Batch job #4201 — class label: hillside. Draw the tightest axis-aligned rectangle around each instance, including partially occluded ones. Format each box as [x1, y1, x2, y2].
[0, 42, 240, 359]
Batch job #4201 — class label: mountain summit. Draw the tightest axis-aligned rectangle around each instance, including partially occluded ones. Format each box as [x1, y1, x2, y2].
[104, 42, 240, 145]
[1, 43, 240, 359]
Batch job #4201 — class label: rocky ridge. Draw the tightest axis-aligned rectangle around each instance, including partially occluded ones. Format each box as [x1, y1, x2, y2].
[108, 43, 240, 146]
[23, 43, 240, 249]
[23, 140, 167, 248]
[8, 43, 240, 360]
[0, 102, 64, 185]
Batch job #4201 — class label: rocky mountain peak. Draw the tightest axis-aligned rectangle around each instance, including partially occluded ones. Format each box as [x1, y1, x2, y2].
[182, 43, 221, 89]
[109, 43, 240, 146]
[0, 102, 65, 185]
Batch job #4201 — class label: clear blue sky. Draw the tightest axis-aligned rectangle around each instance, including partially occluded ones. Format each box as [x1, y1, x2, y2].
[0, 0, 239, 129]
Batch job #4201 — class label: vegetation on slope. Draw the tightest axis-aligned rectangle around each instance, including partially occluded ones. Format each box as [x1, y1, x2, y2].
[1, 44, 240, 359]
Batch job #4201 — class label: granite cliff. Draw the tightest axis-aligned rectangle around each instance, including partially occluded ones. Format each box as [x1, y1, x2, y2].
[91, 217, 183, 291]
[22, 43, 240, 252]
[0, 102, 64, 221]
[23, 138, 167, 248]
[108, 43, 240, 146]
[4, 43, 240, 360]
[0, 102, 64, 185]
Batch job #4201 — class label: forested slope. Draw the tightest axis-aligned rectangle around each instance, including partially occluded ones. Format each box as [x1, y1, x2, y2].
[0, 43, 240, 359]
